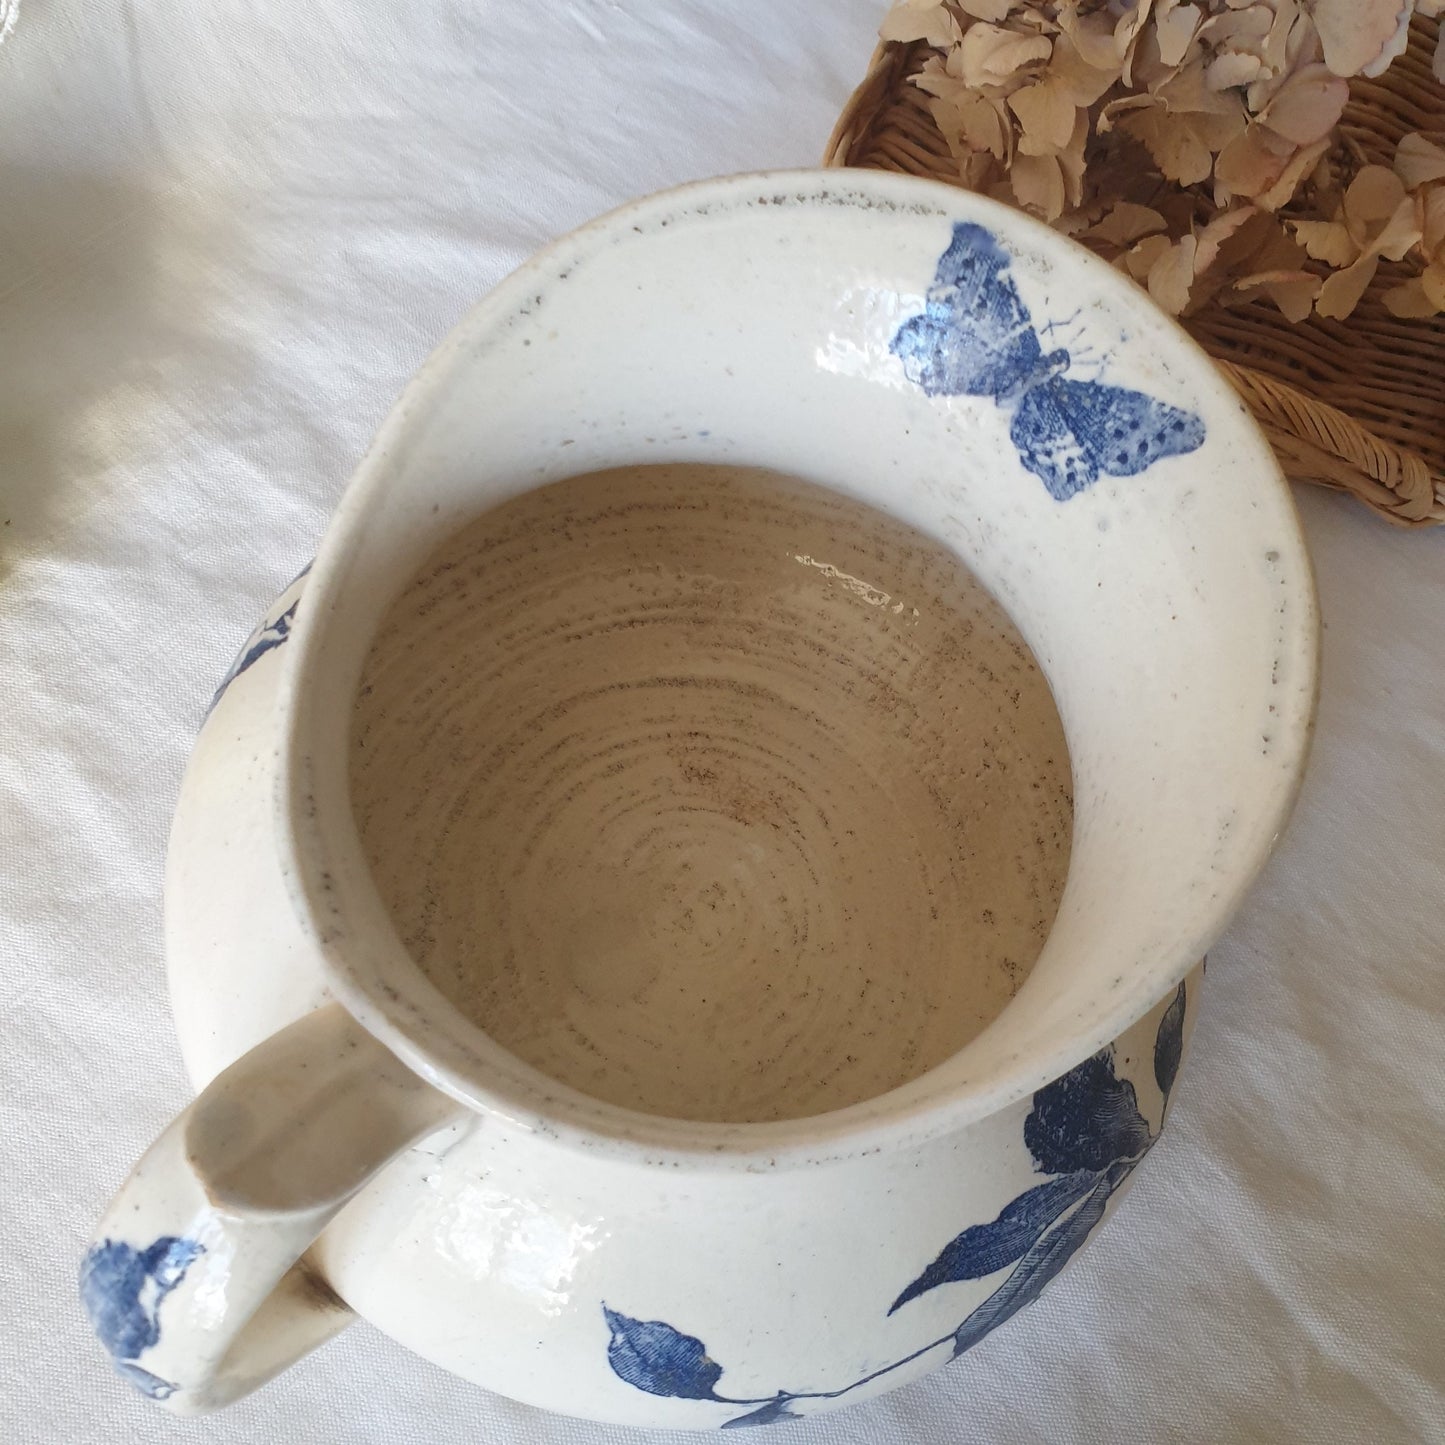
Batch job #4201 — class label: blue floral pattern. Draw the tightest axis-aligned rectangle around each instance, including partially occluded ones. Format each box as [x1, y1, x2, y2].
[604, 980, 1187, 1427]
[80, 1236, 204, 1399]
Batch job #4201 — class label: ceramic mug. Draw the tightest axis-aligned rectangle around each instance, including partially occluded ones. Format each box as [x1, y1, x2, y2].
[82, 170, 1317, 1426]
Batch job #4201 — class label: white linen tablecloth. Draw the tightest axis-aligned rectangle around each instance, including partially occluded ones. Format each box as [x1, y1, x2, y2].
[2, 3, 1442, 1441]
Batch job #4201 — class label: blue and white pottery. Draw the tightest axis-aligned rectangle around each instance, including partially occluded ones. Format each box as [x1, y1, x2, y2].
[83, 170, 1317, 1424]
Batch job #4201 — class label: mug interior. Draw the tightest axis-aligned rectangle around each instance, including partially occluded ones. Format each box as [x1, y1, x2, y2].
[279, 170, 1317, 1163]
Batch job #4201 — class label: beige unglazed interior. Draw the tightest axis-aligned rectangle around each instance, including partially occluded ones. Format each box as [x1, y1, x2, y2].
[347, 462, 1075, 1125]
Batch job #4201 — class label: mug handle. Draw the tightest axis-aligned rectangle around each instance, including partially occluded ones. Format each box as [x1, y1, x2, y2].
[80, 1002, 465, 1414]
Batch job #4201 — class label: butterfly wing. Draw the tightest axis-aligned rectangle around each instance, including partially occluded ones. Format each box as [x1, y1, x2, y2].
[1009, 379, 1099, 501]
[891, 221, 1045, 400]
[1010, 376, 1205, 500]
[1052, 378, 1206, 478]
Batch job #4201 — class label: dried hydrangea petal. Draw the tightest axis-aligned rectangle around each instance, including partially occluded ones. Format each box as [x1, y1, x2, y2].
[1048, 32, 1119, 105]
[1258, 0, 1299, 75]
[1119, 2, 1163, 86]
[1313, 0, 1413, 79]
[1264, 277, 1320, 321]
[1058, 107, 1091, 209]
[1157, 55, 1257, 115]
[1233, 268, 1321, 321]
[880, 0, 961, 48]
[1193, 204, 1261, 271]
[1382, 276, 1441, 317]
[1147, 234, 1200, 313]
[956, 22, 1054, 88]
[1155, 0, 1204, 66]
[1243, 211, 1312, 271]
[1121, 107, 1215, 185]
[1368, 196, 1425, 261]
[1292, 218, 1359, 266]
[1259, 64, 1349, 145]
[1394, 134, 1445, 191]
[1284, 6, 1324, 71]
[1124, 232, 1176, 279]
[1088, 202, 1170, 246]
[1215, 123, 1292, 200]
[1099, 94, 1157, 132]
[961, 93, 1014, 159]
[1205, 49, 1267, 91]
[1345, 165, 1410, 230]
[960, 149, 1004, 190]
[1316, 252, 1381, 318]
[1256, 135, 1331, 209]
[1010, 80, 1080, 151]
[1421, 189, 1445, 257]
[959, 0, 1016, 21]
[1196, 3, 1275, 51]
[1130, 24, 1180, 91]
[1011, 151, 1067, 218]
[1056, 4, 1125, 70]
[1189, 104, 1250, 152]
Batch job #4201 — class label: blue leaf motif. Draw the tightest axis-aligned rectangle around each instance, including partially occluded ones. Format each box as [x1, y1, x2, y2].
[888, 1169, 1097, 1314]
[207, 600, 299, 716]
[721, 1396, 800, 1428]
[600, 998, 1187, 1416]
[1023, 1049, 1152, 1175]
[1154, 981, 1187, 1100]
[951, 1175, 1114, 1358]
[603, 1307, 723, 1401]
[80, 1237, 204, 1364]
[114, 1361, 182, 1400]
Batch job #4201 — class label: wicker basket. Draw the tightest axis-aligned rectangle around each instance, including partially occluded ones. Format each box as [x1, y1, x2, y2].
[825, 14, 1445, 528]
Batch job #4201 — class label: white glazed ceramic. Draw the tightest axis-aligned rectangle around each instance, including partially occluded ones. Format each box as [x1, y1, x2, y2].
[82, 170, 1317, 1427]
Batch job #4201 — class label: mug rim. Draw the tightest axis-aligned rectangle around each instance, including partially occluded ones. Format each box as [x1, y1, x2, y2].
[276, 168, 1320, 1169]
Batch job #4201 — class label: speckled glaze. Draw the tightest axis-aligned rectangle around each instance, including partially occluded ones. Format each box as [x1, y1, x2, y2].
[83, 171, 1318, 1425]
[350, 462, 1075, 1124]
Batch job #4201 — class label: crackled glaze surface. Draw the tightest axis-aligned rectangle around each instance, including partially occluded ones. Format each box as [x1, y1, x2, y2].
[351, 463, 1072, 1123]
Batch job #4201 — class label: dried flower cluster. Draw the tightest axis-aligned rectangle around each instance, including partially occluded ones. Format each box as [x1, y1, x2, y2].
[881, 0, 1445, 319]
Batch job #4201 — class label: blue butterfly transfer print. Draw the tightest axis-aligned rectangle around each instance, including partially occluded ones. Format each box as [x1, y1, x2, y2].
[603, 981, 1188, 1427]
[80, 1235, 205, 1399]
[891, 222, 1205, 501]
